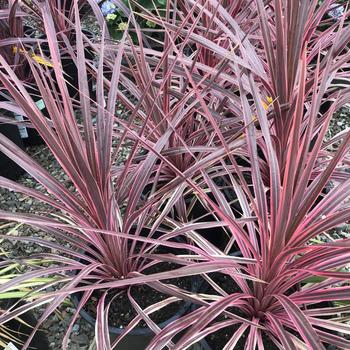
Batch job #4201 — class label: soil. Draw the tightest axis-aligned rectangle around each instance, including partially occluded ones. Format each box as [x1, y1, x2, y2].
[79, 261, 195, 330]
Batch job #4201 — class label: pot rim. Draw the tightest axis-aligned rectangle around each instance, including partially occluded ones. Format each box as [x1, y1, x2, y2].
[72, 275, 201, 336]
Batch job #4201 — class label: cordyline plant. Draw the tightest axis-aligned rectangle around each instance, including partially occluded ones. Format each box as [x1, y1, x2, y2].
[17, 0, 105, 38]
[0, 1, 52, 102]
[109, 0, 258, 236]
[0, 0, 252, 349]
[131, 0, 350, 349]
[0, 0, 350, 350]
[0, 4, 31, 83]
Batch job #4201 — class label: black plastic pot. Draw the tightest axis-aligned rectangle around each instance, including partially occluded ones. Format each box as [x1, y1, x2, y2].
[0, 111, 25, 180]
[0, 92, 46, 148]
[37, 30, 95, 101]
[72, 233, 201, 350]
[21, 27, 46, 147]
[2, 300, 49, 350]
[65, 35, 95, 100]
[0, 86, 45, 153]
[0, 123, 25, 180]
[72, 277, 199, 350]
[21, 86, 49, 147]
[73, 301, 189, 349]
[185, 193, 227, 250]
[185, 177, 241, 252]
[18, 27, 95, 146]
[142, 177, 241, 251]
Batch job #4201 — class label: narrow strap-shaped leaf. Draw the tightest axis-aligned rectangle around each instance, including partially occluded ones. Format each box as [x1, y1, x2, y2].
[274, 294, 325, 350]
[266, 312, 297, 350]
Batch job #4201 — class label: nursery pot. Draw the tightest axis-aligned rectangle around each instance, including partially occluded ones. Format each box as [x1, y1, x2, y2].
[18, 28, 96, 147]
[72, 277, 199, 350]
[20, 86, 49, 147]
[36, 29, 95, 101]
[72, 235, 200, 350]
[186, 193, 229, 251]
[0, 92, 26, 180]
[142, 179, 241, 252]
[184, 177, 241, 252]
[0, 88, 46, 148]
[21, 27, 47, 147]
[0, 122, 25, 180]
[1, 300, 49, 350]
[60, 32, 95, 101]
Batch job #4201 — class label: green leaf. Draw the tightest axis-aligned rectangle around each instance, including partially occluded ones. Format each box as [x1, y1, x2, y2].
[335, 300, 350, 306]
[138, 0, 153, 9]
[301, 276, 326, 284]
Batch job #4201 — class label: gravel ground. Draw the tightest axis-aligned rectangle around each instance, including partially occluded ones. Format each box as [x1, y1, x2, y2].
[327, 106, 350, 139]
[0, 146, 95, 350]
[0, 107, 349, 349]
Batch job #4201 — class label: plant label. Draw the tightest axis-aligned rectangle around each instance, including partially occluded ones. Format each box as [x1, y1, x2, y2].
[36, 99, 45, 110]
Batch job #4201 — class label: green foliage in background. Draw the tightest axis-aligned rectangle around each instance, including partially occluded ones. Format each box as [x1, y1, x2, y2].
[101, 0, 166, 42]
